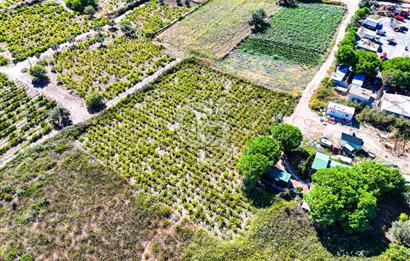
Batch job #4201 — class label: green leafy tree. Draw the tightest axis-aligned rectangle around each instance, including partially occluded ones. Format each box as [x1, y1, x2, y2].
[29, 64, 47, 81]
[245, 136, 281, 164]
[336, 44, 357, 66]
[305, 167, 377, 233]
[237, 154, 272, 187]
[271, 123, 303, 152]
[249, 9, 269, 33]
[355, 161, 405, 197]
[49, 106, 71, 128]
[382, 57, 410, 89]
[354, 49, 382, 76]
[86, 92, 104, 112]
[66, 0, 96, 13]
[390, 220, 410, 247]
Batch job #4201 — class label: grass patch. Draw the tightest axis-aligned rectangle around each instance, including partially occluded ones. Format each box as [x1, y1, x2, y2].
[157, 0, 278, 60]
[79, 60, 296, 238]
[0, 135, 170, 259]
[239, 3, 345, 66]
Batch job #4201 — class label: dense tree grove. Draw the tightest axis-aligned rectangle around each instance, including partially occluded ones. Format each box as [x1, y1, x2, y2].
[354, 49, 382, 76]
[306, 162, 405, 233]
[382, 57, 410, 90]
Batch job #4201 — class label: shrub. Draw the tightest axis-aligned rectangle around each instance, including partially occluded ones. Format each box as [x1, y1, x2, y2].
[237, 154, 272, 187]
[83, 5, 95, 15]
[390, 220, 410, 247]
[249, 9, 269, 33]
[271, 123, 303, 152]
[86, 93, 104, 111]
[400, 213, 409, 222]
[309, 77, 336, 111]
[29, 64, 47, 80]
[65, 0, 96, 13]
[354, 49, 382, 77]
[0, 55, 9, 66]
[384, 244, 410, 261]
[244, 136, 281, 164]
[49, 106, 71, 128]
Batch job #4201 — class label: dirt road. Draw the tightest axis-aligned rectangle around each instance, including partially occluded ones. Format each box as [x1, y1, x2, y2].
[285, 0, 410, 175]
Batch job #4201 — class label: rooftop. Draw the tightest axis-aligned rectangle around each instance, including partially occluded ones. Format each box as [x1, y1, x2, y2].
[268, 167, 291, 184]
[352, 74, 365, 87]
[341, 132, 364, 150]
[349, 84, 372, 100]
[311, 152, 330, 170]
[327, 102, 356, 115]
[381, 93, 410, 118]
[332, 66, 350, 82]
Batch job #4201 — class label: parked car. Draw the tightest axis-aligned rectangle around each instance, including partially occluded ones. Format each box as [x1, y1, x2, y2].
[380, 52, 387, 60]
[387, 37, 397, 45]
[396, 15, 405, 22]
[376, 29, 386, 36]
[320, 138, 333, 149]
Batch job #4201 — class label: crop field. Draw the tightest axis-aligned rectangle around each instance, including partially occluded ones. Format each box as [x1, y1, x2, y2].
[120, 0, 191, 37]
[79, 61, 296, 237]
[0, 0, 25, 9]
[0, 73, 56, 156]
[0, 2, 107, 61]
[217, 49, 316, 94]
[157, 0, 279, 60]
[96, 0, 138, 14]
[52, 0, 190, 99]
[53, 35, 173, 99]
[239, 3, 345, 66]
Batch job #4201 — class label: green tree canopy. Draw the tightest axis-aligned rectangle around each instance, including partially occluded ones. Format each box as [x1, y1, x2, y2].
[249, 9, 269, 33]
[382, 57, 410, 89]
[86, 92, 104, 112]
[306, 167, 377, 233]
[237, 154, 272, 187]
[29, 64, 47, 81]
[244, 136, 281, 164]
[306, 162, 405, 233]
[271, 123, 303, 152]
[354, 161, 405, 197]
[66, 0, 96, 13]
[354, 49, 382, 76]
[336, 44, 357, 66]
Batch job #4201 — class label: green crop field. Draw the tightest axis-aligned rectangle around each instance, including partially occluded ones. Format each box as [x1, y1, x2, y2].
[0, 73, 56, 156]
[0, 2, 107, 61]
[79, 61, 296, 237]
[157, 0, 279, 60]
[52, 0, 190, 100]
[0, 0, 26, 9]
[240, 3, 345, 66]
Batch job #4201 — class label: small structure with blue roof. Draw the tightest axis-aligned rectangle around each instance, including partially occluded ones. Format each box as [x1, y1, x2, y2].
[332, 66, 350, 88]
[340, 132, 364, 157]
[267, 167, 291, 187]
[310, 152, 349, 174]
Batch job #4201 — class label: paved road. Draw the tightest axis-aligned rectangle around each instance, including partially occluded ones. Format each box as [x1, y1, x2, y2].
[285, 0, 410, 175]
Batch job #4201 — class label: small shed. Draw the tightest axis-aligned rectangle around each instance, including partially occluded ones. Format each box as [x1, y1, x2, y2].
[363, 18, 383, 31]
[341, 132, 364, 156]
[326, 102, 355, 122]
[267, 167, 291, 187]
[348, 84, 374, 105]
[332, 66, 350, 88]
[311, 152, 330, 171]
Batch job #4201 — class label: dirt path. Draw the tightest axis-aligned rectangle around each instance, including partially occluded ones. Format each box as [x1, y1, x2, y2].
[285, 0, 410, 175]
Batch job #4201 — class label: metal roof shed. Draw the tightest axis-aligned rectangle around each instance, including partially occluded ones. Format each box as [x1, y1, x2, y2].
[267, 167, 291, 187]
[311, 152, 330, 170]
[341, 132, 364, 151]
[352, 74, 365, 87]
[381, 93, 410, 118]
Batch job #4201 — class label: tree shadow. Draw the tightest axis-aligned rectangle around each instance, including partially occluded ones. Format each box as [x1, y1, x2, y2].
[32, 77, 49, 88]
[243, 185, 278, 209]
[87, 104, 106, 114]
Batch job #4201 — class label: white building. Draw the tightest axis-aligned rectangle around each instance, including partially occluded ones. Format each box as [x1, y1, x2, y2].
[381, 93, 410, 118]
[326, 102, 355, 122]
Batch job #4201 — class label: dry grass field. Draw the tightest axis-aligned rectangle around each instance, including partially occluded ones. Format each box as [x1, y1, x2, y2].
[156, 0, 278, 60]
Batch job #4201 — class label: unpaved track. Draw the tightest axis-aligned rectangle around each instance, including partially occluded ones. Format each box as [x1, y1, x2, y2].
[285, 0, 410, 175]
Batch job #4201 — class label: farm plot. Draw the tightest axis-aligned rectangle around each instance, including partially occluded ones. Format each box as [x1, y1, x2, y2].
[52, 0, 190, 99]
[239, 3, 345, 66]
[79, 61, 296, 237]
[216, 49, 317, 94]
[0, 2, 107, 62]
[53, 35, 173, 99]
[156, 0, 279, 60]
[0, 0, 28, 9]
[0, 73, 56, 156]
[120, 0, 191, 37]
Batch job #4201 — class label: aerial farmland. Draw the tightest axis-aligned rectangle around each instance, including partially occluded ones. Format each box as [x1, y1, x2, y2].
[0, 0, 409, 260]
